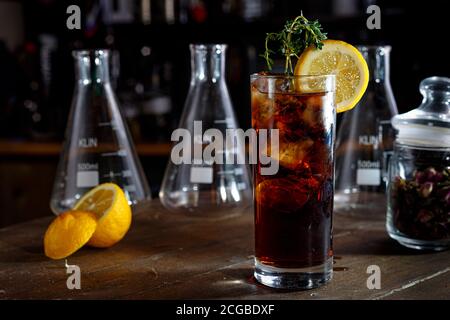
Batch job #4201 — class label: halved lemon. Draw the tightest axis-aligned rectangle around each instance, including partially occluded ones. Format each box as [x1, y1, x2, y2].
[44, 210, 97, 260]
[73, 183, 132, 248]
[295, 39, 369, 113]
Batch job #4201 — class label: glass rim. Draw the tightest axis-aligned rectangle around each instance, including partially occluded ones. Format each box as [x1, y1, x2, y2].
[356, 45, 392, 51]
[189, 43, 227, 50]
[72, 49, 110, 58]
[250, 73, 335, 80]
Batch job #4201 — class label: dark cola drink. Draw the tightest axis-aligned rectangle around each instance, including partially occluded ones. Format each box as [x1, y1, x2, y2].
[251, 73, 336, 289]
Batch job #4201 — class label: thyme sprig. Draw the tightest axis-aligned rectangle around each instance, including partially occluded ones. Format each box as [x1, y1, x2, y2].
[261, 13, 327, 75]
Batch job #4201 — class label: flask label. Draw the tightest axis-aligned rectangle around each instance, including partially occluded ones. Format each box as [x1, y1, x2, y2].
[190, 167, 213, 184]
[358, 135, 378, 146]
[78, 138, 98, 148]
[77, 162, 98, 171]
[76, 170, 99, 188]
[356, 160, 380, 186]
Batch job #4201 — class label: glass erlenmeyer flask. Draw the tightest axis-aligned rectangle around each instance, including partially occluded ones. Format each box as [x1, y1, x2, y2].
[50, 50, 151, 214]
[335, 45, 398, 210]
[159, 44, 252, 215]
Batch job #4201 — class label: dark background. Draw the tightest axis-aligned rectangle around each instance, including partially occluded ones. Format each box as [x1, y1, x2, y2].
[0, 0, 449, 226]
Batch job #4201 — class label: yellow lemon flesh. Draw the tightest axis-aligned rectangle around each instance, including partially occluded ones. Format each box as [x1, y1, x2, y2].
[44, 210, 97, 260]
[295, 39, 369, 113]
[73, 183, 132, 248]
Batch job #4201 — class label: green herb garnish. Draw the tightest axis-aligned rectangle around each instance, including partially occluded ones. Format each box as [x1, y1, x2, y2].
[262, 13, 327, 75]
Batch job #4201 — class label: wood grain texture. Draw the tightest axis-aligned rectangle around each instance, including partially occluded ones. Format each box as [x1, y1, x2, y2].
[0, 200, 449, 300]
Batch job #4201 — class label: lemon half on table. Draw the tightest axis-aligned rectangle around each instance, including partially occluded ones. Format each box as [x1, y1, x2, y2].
[44, 183, 132, 259]
[44, 210, 98, 260]
[295, 39, 369, 113]
[73, 183, 132, 248]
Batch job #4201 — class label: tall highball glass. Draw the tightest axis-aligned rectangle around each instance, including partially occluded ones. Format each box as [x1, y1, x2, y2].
[251, 73, 336, 289]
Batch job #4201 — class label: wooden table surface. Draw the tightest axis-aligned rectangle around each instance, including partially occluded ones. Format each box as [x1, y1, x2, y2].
[0, 200, 449, 300]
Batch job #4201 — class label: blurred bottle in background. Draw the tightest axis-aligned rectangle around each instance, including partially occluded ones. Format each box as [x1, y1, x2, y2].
[118, 45, 174, 142]
[140, 0, 178, 24]
[138, 49, 173, 142]
[30, 34, 59, 139]
[138, 88, 173, 142]
[240, 0, 272, 21]
[0, 40, 32, 139]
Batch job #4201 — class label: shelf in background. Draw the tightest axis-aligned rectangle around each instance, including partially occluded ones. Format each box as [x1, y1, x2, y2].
[0, 140, 171, 157]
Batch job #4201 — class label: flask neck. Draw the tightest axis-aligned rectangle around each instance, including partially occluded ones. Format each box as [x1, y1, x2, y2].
[358, 46, 391, 83]
[190, 44, 226, 83]
[73, 50, 111, 84]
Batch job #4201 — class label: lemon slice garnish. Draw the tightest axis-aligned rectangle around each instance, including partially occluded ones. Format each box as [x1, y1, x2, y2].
[295, 39, 369, 113]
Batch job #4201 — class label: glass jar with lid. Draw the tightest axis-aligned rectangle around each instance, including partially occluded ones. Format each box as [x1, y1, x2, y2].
[387, 77, 450, 250]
